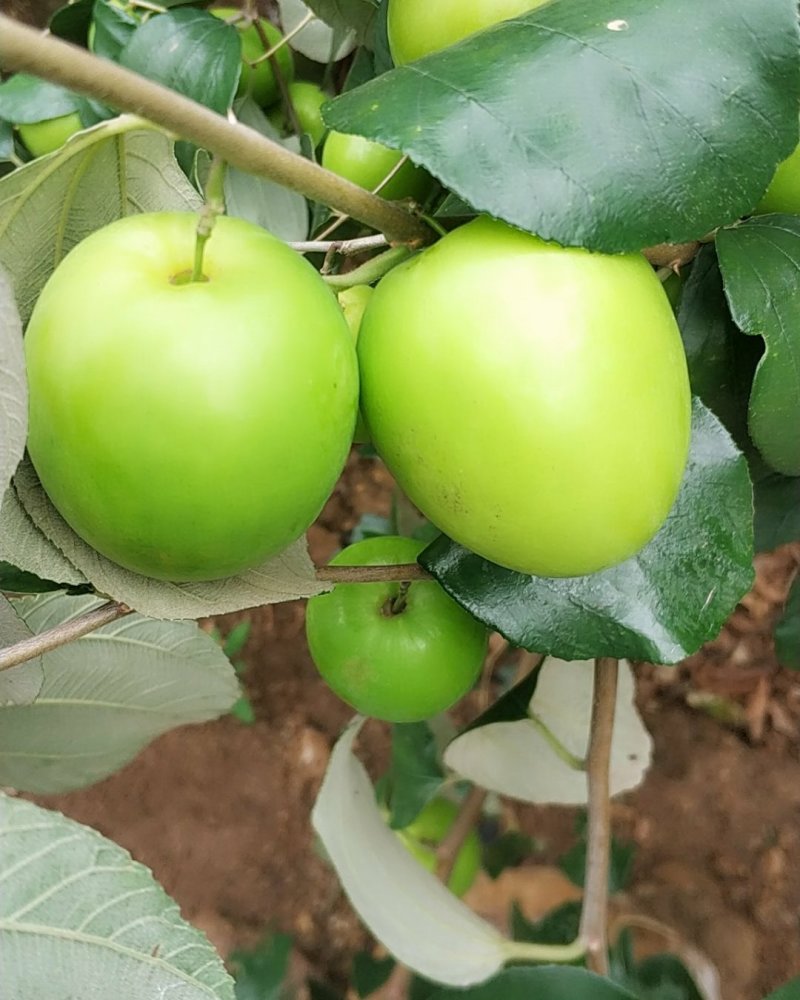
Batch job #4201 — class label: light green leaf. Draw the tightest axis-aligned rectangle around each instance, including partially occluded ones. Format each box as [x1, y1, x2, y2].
[312, 720, 508, 986]
[0, 117, 201, 325]
[225, 99, 308, 242]
[0, 266, 26, 497]
[444, 661, 651, 805]
[0, 593, 42, 706]
[6, 459, 325, 620]
[0, 592, 241, 793]
[0, 793, 235, 999]
[0, 483, 88, 590]
[277, 0, 357, 62]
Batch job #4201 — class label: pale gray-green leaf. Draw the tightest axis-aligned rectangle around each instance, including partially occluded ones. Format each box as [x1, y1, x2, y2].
[12, 459, 325, 619]
[0, 484, 87, 589]
[225, 99, 308, 241]
[312, 720, 508, 986]
[0, 593, 42, 706]
[0, 117, 201, 324]
[0, 592, 240, 793]
[444, 661, 652, 805]
[277, 0, 357, 62]
[0, 793, 235, 999]
[0, 266, 26, 496]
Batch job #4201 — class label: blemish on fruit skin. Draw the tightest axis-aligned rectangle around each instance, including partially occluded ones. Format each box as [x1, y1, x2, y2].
[607, 19, 628, 31]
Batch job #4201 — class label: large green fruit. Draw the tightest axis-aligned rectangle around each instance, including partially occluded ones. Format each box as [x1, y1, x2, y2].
[25, 212, 358, 581]
[388, 0, 548, 64]
[211, 6, 294, 107]
[305, 536, 487, 722]
[358, 217, 691, 577]
[322, 131, 431, 202]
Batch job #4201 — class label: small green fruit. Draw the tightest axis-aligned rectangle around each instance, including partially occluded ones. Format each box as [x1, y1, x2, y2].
[322, 130, 431, 202]
[18, 112, 82, 157]
[338, 284, 373, 444]
[755, 139, 800, 215]
[396, 798, 481, 897]
[212, 6, 294, 108]
[289, 81, 328, 146]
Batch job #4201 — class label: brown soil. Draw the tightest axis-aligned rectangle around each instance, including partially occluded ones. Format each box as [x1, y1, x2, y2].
[28, 456, 800, 1000]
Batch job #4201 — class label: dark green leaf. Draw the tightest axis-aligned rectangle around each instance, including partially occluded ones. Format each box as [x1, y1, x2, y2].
[324, 0, 800, 251]
[482, 830, 537, 879]
[119, 8, 241, 114]
[421, 400, 754, 664]
[717, 216, 800, 475]
[92, 0, 139, 60]
[223, 620, 252, 659]
[353, 953, 394, 997]
[559, 837, 635, 893]
[429, 966, 637, 1000]
[0, 561, 80, 595]
[386, 722, 444, 828]
[765, 979, 800, 1000]
[309, 981, 344, 1000]
[776, 576, 800, 671]
[0, 76, 80, 124]
[462, 660, 543, 733]
[677, 244, 761, 447]
[231, 933, 293, 1000]
[0, 122, 13, 163]
[752, 463, 800, 551]
[230, 696, 256, 724]
[633, 954, 704, 1000]
[48, 0, 94, 45]
[511, 900, 582, 949]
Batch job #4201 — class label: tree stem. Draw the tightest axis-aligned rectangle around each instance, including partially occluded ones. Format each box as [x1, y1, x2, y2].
[291, 234, 390, 255]
[578, 657, 619, 975]
[0, 601, 132, 672]
[0, 16, 431, 247]
[435, 785, 486, 884]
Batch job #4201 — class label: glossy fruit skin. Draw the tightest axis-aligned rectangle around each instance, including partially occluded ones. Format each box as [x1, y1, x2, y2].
[212, 7, 294, 107]
[289, 81, 328, 146]
[396, 798, 481, 896]
[322, 131, 431, 202]
[305, 536, 487, 722]
[337, 284, 373, 444]
[755, 139, 800, 214]
[388, 0, 548, 64]
[359, 217, 692, 578]
[25, 212, 358, 581]
[18, 112, 82, 157]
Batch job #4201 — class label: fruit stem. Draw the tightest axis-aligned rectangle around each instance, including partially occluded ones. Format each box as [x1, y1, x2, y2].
[291, 234, 390, 255]
[578, 657, 619, 976]
[191, 156, 226, 282]
[434, 785, 486, 883]
[501, 937, 587, 967]
[323, 246, 412, 289]
[0, 15, 432, 247]
[527, 711, 586, 770]
[383, 580, 411, 616]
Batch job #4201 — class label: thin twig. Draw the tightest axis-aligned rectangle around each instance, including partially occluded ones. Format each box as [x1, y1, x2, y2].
[291, 234, 390, 255]
[0, 16, 430, 247]
[578, 657, 619, 975]
[0, 601, 132, 672]
[435, 785, 487, 885]
[315, 563, 431, 584]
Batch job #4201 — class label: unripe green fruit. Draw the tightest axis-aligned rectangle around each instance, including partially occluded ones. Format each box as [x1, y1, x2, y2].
[396, 798, 481, 897]
[289, 81, 328, 146]
[358, 216, 692, 577]
[388, 0, 548, 65]
[18, 112, 82, 157]
[755, 139, 800, 215]
[25, 212, 358, 581]
[322, 131, 431, 202]
[212, 7, 294, 108]
[306, 536, 487, 722]
[338, 284, 373, 444]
